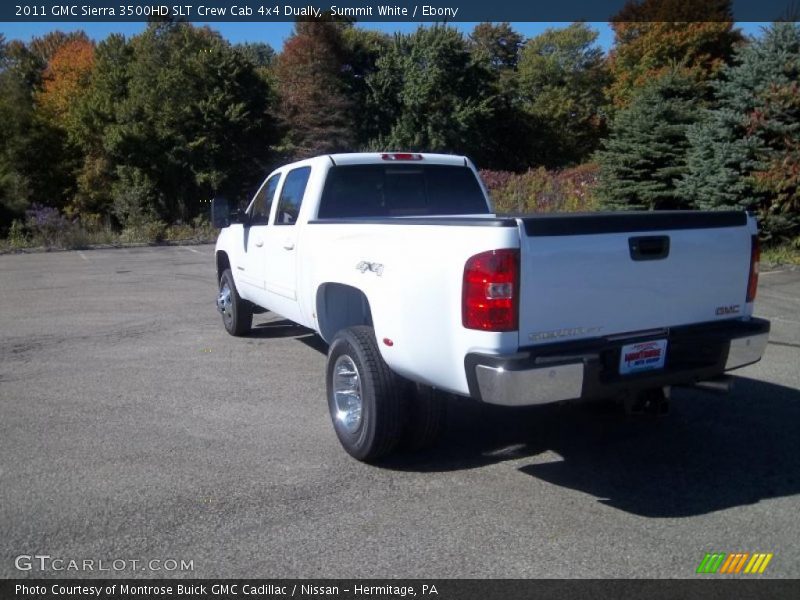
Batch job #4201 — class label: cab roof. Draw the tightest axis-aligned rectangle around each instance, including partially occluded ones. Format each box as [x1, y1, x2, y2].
[327, 152, 469, 167]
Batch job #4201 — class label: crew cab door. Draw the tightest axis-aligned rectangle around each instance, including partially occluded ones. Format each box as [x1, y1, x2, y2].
[239, 172, 281, 296]
[261, 166, 312, 323]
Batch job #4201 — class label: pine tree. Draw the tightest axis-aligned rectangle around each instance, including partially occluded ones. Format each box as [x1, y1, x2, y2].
[596, 70, 702, 210]
[365, 26, 495, 156]
[679, 22, 800, 240]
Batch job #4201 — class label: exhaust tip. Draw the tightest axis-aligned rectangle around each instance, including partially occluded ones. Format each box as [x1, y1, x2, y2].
[693, 376, 734, 394]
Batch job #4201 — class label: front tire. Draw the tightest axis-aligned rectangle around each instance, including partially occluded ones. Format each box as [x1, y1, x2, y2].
[326, 326, 404, 461]
[217, 269, 252, 336]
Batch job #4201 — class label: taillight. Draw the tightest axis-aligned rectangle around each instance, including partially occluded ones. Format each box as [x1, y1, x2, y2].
[746, 235, 760, 303]
[463, 249, 519, 332]
[381, 153, 423, 161]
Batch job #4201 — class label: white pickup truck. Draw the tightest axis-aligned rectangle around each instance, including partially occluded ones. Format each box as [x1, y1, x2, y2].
[212, 152, 770, 461]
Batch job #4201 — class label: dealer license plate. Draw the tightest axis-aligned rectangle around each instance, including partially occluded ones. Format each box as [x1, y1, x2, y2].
[619, 339, 668, 375]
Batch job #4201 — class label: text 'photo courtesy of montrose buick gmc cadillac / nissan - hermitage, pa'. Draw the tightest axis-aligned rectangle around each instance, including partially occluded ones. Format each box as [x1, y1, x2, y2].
[211, 152, 770, 461]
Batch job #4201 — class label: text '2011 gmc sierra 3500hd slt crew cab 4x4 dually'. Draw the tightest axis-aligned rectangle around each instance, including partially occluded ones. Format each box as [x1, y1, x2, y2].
[211, 152, 770, 462]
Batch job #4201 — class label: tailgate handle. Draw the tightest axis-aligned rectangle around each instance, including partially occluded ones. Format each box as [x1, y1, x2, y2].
[629, 236, 670, 261]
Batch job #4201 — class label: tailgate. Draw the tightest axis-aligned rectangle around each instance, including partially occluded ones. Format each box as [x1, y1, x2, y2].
[517, 211, 754, 347]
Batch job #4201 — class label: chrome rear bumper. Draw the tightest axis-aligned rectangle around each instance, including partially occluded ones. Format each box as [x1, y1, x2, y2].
[725, 333, 769, 371]
[475, 363, 584, 406]
[467, 318, 770, 407]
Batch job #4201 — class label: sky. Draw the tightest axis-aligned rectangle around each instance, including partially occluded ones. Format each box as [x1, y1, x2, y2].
[0, 21, 770, 52]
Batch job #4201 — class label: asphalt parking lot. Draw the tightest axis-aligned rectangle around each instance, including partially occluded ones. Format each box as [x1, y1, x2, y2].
[1, 245, 798, 579]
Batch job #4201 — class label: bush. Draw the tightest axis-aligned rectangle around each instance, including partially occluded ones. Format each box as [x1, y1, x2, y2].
[24, 203, 90, 249]
[1, 207, 216, 250]
[164, 221, 195, 242]
[480, 164, 600, 214]
[26, 204, 69, 247]
[119, 218, 166, 244]
[761, 236, 800, 266]
[189, 215, 218, 242]
[78, 213, 117, 245]
[6, 219, 29, 249]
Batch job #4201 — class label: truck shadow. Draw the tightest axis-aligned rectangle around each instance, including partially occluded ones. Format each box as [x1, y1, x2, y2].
[249, 318, 318, 340]
[248, 318, 330, 353]
[384, 376, 800, 518]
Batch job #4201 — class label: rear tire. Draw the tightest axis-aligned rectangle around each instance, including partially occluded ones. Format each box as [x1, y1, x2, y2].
[217, 269, 252, 336]
[326, 326, 404, 461]
[403, 384, 448, 450]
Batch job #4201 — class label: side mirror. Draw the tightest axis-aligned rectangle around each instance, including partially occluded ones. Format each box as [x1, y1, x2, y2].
[211, 197, 230, 229]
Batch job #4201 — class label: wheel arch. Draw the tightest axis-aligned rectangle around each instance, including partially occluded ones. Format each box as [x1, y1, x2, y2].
[316, 283, 373, 344]
[216, 250, 231, 282]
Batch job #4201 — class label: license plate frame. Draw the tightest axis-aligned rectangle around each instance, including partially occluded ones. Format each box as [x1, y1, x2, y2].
[619, 339, 668, 375]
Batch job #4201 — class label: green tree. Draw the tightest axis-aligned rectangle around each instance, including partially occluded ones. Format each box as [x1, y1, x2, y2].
[341, 27, 390, 148]
[0, 69, 34, 224]
[517, 23, 609, 167]
[366, 26, 495, 156]
[596, 70, 703, 210]
[234, 42, 275, 69]
[466, 23, 530, 170]
[74, 23, 277, 223]
[680, 22, 800, 240]
[608, 0, 741, 107]
[69, 34, 133, 217]
[2, 40, 43, 90]
[1, 33, 79, 225]
[469, 22, 523, 72]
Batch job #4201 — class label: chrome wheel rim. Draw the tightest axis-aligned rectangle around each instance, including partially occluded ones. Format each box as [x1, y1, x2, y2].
[333, 355, 363, 434]
[217, 281, 233, 325]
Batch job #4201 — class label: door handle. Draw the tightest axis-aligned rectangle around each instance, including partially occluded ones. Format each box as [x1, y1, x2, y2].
[254, 240, 263, 248]
[283, 240, 295, 250]
[629, 236, 669, 261]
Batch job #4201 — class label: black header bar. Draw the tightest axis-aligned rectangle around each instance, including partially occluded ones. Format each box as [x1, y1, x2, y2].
[2, 579, 800, 600]
[520, 210, 748, 237]
[2, 1, 798, 23]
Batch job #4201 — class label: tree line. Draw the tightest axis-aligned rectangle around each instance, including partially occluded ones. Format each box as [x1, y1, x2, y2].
[0, 0, 798, 243]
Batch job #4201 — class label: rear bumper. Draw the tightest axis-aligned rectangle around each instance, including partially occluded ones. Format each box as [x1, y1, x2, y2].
[466, 318, 770, 407]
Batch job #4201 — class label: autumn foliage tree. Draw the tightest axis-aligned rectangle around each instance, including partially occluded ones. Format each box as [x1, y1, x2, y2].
[38, 38, 95, 125]
[608, 0, 741, 107]
[0, 32, 84, 221]
[274, 19, 356, 158]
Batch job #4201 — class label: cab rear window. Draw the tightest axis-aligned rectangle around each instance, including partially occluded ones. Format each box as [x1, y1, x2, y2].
[317, 164, 489, 219]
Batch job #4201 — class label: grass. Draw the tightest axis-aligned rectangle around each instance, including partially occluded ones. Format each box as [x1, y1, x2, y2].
[762, 239, 800, 267]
